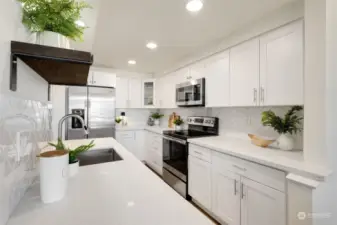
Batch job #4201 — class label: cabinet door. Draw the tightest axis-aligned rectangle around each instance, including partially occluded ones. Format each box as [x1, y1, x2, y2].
[87, 71, 94, 85]
[116, 131, 136, 155]
[212, 166, 241, 225]
[128, 78, 142, 108]
[134, 130, 145, 161]
[142, 79, 155, 108]
[160, 74, 177, 109]
[241, 177, 286, 225]
[188, 155, 212, 210]
[116, 77, 129, 108]
[92, 71, 116, 88]
[190, 61, 205, 80]
[206, 51, 230, 107]
[230, 39, 260, 106]
[260, 20, 303, 106]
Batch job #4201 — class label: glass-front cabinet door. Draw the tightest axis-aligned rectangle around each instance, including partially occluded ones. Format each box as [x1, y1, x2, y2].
[142, 79, 155, 108]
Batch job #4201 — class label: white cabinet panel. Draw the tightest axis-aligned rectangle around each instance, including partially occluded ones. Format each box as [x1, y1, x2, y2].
[128, 78, 142, 108]
[190, 61, 206, 80]
[212, 168, 240, 225]
[241, 177, 286, 225]
[260, 20, 303, 106]
[188, 155, 212, 210]
[116, 77, 129, 108]
[230, 39, 260, 106]
[206, 51, 230, 107]
[144, 131, 163, 175]
[88, 71, 116, 87]
[116, 131, 136, 154]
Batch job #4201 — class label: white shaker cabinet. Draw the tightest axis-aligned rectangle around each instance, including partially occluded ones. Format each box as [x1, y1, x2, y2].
[212, 168, 240, 225]
[142, 79, 156, 108]
[189, 61, 206, 80]
[230, 38, 260, 106]
[144, 131, 163, 175]
[88, 71, 116, 88]
[205, 51, 230, 107]
[188, 155, 212, 210]
[116, 77, 142, 109]
[116, 77, 129, 108]
[260, 20, 304, 106]
[116, 130, 145, 161]
[241, 177, 286, 225]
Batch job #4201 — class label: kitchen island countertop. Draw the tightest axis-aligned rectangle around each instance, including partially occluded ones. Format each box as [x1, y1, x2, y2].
[7, 138, 214, 225]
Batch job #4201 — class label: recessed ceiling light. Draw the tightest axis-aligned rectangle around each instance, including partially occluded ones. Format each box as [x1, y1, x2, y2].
[186, 0, 203, 12]
[128, 60, 137, 65]
[146, 42, 158, 50]
[75, 20, 86, 27]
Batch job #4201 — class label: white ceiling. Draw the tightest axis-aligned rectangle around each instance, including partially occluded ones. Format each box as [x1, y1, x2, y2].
[73, 0, 297, 74]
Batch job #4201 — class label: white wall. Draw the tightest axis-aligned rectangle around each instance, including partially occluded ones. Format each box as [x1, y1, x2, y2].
[0, 1, 48, 102]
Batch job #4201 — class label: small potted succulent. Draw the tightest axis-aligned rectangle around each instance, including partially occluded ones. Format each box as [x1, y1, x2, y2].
[261, 106, 303, 151]
[151, 112, 164, 126]
[49, 139, 95, 176]
[173, 117, 184, 131]
[115, 117, 122, 127]
[18, 0, 91, 48]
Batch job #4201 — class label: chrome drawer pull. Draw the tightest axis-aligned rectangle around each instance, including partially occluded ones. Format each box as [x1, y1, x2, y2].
[233, 165, 247, 171]
[234, 180, 237, 195]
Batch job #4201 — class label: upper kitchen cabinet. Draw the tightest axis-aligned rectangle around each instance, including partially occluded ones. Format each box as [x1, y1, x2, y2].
[175, 67, 191, 84]
[160, 74, 178, 109]
[230, 38, 260, 107]
[259, 20, 304, 106]
[205, 51, 230, 107]
[142, 79, 156, 108]
[88, 70, 116, 88]
[116, 77, 142, 108]
[189, 61, 206, 81]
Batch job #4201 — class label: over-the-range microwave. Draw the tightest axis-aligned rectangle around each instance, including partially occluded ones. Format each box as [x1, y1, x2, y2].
[176, 78, 205, 107]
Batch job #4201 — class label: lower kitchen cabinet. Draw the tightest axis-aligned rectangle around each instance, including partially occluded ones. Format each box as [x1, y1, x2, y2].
[241, 177, 285, 225]
[188, 155, 212, 210]
[115, 130, 145, 161]
[212, 169, 241, 225]
[144, 131, 163, 175]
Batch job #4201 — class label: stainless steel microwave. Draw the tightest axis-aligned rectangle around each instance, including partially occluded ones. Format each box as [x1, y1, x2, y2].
[176, 78, 205, 107]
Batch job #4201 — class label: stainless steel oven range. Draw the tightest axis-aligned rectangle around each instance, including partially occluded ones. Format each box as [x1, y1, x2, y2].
[162, 116, 219, 199]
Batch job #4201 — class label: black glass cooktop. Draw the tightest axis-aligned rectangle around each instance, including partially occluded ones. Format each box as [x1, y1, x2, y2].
[163, 130, 217, 140]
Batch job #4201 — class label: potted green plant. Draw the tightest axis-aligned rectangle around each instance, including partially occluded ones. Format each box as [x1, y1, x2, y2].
[18, 0, 91, 48]
[151, 112, 164, 126]
[173, 117, 184, 131]
[49, 138, 95, 176]
[261, 106, 303, 151]
[115, 117, 122, 127]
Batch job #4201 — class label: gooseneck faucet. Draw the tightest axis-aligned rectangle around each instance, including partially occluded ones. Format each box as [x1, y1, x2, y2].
[58, 114, 89, 139]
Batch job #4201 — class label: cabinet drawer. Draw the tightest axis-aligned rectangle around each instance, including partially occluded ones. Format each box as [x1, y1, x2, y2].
[116, 131, 135, 139]
[212, 151, 285, 192]
[147, 149, 163, 175]
[189, 144, 211, 162]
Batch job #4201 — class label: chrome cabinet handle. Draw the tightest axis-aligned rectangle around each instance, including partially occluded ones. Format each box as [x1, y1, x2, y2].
[232, 165, 247, 171]
[253, 88, 257, 103]
[241, 183, 245, 199]
[261, 87, 265, 103]
[234, 180, 237, 195]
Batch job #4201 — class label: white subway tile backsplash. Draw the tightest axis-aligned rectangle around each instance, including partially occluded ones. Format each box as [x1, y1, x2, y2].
[0, 94, 52, 225]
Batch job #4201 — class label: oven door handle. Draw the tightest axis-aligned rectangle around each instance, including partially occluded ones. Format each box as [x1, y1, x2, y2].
[163, 136, 187, 145]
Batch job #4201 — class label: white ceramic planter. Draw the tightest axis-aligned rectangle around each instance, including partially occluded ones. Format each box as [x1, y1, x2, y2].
[175, 125, 182, 131]
[36, 31, 70, 49]
[154, 119, 160, 126]
[69, 161, 80, 177]
[276, 133, 295, 151]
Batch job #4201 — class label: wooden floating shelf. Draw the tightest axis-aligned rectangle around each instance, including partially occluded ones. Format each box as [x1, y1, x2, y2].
[10, 41, 94, 91]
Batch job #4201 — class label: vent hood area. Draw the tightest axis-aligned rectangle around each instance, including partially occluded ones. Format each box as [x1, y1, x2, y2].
[10, 41, 94, 91]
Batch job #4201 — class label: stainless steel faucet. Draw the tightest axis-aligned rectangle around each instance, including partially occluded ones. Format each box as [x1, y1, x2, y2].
[58, 114, 89, 139]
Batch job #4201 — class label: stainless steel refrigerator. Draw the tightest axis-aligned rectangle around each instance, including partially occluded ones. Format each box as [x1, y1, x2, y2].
[65, 86, 116, 140]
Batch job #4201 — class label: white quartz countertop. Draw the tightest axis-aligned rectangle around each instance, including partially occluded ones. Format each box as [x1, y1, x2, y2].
[144, 126, 174, 134]
[7, 138, 214, 225]
[188, 136, 332, 181]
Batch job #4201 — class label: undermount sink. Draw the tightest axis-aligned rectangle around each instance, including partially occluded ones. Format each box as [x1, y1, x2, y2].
[77, 148, 123, 167]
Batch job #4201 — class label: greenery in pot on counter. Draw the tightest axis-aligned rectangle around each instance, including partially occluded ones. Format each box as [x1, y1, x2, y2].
[48, 139, 95, 164]
[18, 0, 91, 41]
[115, 117, 122, 124]
[173, 117, 184, 126]
[261, 106, 303, 135]
[151, 112, 164, 120]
